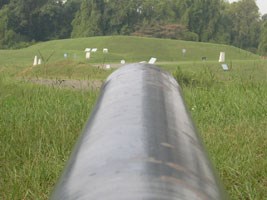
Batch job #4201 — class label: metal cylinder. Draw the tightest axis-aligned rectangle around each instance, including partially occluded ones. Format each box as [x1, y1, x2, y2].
[50, 64, 226, 200]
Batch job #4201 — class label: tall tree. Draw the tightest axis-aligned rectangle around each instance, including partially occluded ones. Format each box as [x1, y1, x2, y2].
[102, 0, 141, 35]
[0, 0, 9, 9]
[0, 0, 264, 52]
[71, 0, 104, 37]
[185, 0, 222, 42]
[7, 0, 48, 39]
[37, 0, 81, 40]
[258, 18, 267, 55]
[227, 0, 260, 50]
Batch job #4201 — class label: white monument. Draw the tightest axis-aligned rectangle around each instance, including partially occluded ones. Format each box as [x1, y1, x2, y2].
[38, 58, 42, 65]
[219, 52, 225, 63]
[120, 60, 125, 64]
[221, 64, 229, 71]
[92, 48, 98, 52]
[182, 48, 186, 56]
[85, 48, 91, 52]
[105, 64, 111, 69]
[86, 52, 91, 60]
[103, 48, 108, 53]
[148, 57, 157, 64]
[33, 56, 38, 66]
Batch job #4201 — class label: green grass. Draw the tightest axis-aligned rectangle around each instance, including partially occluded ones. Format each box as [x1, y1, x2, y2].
[0, 35, 261, 80]
[17, 60, 115, 80]
[0, 36, 266, 199]
[0, 77, 98, 199]
[172, 65, 267, 199]
[0, 36, 260, 67]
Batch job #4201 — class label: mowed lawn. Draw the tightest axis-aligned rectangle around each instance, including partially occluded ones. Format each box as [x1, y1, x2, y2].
[0, 36, 266, 199]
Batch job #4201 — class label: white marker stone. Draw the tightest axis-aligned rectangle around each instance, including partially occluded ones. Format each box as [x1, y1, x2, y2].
[148, 57, 157, 64]
[182, 49, 186, 55]
[85, 48, 91, 52]
[103, 48, 108, 53]
[38, 58, 42, 65]
[121, 60, 125, 64]
[221, 64, 229, 71]
[33, 56, 38, 66]
[219, 52, 225, 63]
[86, 52, 91, 60]
[105, 64, 111, 69]
[92, 48, 98, 52]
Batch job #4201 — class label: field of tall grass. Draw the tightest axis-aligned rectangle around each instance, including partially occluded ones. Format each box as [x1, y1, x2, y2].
[0, 75, 98, 199]
[0, 36, 266, 199]
[172, 62, 267, 199]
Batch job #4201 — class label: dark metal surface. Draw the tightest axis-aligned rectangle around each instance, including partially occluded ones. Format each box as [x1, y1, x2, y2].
[50, 64, 226, 200]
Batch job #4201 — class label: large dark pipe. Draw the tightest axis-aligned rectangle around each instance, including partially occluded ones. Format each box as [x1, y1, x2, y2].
[50, 64, 226, 200]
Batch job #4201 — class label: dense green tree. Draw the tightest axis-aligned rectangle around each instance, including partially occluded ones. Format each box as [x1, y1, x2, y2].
[102, 0, 141, 35]
[0, 0, 9, 8]
[0, 5, 12, 47]
[185, 0, 222, 42]
[0, 0, 265, 53]
[71, 0, 104, 37]
[211, 1, 232, 44]
[262, 14, 267, 21]
[258, 20, 267, 55]
[227, 0, 260, 50]
[0, 0, 81, 45]
[37, 0, 81, 40]
[7, 0, 48, 39]
[139, 0, 177, 24]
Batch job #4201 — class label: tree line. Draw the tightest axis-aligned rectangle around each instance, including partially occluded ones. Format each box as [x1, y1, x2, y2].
[0, 0, 266, 55]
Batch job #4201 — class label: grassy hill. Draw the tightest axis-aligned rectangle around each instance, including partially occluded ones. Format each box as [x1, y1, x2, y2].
[0, 36, 260, 66]
[0, 36, 266, 199]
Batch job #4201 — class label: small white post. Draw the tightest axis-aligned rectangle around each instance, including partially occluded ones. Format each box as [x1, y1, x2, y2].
[38, 58, 42, 65]
[105, 64, 111, 69]
[182, 49, 186, 56]
[86, 52, 91, 60]
[33, 56, 38, 66]
[148, 57, 157, 64]
[219, 52, 225, 63]
[92, 48, 97, 52]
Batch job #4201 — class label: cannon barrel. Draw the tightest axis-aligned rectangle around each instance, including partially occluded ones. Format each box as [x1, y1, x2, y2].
[50, 64, 226, 200]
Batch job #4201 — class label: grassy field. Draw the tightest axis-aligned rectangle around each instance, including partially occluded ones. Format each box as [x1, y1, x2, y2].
[0, 76, 98, 199]
[172, 63, 267, 199]
[0, 36, 266, 199]
[0, 36, 259, 66]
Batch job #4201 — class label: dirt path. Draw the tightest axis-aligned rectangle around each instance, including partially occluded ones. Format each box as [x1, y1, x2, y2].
[21, 78, 103, 90]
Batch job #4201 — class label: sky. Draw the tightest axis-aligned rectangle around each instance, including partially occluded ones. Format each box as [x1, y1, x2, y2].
[228, 0, 267, 15]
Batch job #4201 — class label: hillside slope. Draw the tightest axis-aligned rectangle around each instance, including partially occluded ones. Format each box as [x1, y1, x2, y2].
[0, 36, 260, 66]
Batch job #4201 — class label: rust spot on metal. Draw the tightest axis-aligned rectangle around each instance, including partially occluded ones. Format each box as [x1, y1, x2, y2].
[146, 157, 163, 164]
[165, 162, 187, 173]
[160, 176, 210, 199]
[160, 142, 175, 149]
[130, 156, 163, 164]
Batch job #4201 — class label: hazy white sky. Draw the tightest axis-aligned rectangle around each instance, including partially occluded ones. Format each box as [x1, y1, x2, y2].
[228, 0, 267, 15]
